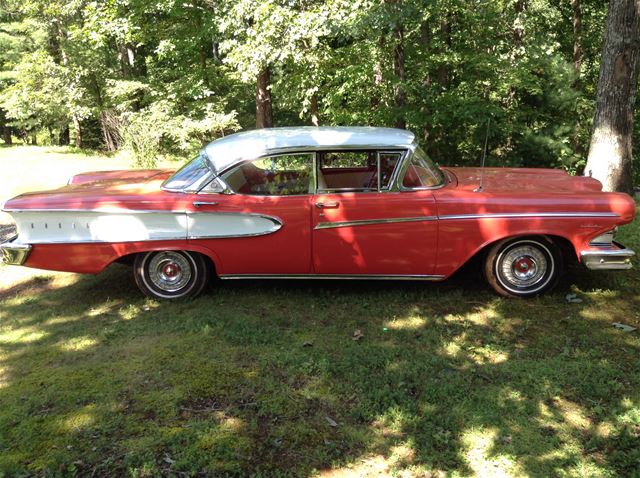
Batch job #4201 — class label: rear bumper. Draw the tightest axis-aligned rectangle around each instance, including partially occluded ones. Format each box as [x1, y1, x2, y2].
[581, 242, 635, 271]
[1, 237, 32, 266]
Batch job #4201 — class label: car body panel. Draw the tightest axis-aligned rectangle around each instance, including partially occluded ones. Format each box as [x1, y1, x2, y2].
[1, 127, 636, 286]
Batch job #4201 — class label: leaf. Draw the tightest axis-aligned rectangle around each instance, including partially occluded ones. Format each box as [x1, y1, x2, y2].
[325, 416, 338, 427]
[612, 322, 636, 332]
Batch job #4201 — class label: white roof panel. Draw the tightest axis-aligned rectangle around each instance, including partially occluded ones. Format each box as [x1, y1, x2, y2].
[203, 126, 415, 173]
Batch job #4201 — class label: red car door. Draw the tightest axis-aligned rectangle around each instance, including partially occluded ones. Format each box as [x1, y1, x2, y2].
[311, 150, 439, 277]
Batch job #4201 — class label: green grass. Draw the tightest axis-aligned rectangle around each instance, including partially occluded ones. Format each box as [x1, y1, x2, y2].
[1, 148, 640, 477]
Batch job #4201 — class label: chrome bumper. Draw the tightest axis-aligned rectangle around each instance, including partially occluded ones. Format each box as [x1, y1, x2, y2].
[1, 237, 32, 266]
[581, 242, 635, 271]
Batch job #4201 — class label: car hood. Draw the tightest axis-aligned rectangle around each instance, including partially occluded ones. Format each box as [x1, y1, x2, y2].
[3, 169, 180, 211]
[446, 167, 603, 193]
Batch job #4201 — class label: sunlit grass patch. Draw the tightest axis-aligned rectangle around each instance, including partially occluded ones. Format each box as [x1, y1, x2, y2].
[0, 152, 639, 475]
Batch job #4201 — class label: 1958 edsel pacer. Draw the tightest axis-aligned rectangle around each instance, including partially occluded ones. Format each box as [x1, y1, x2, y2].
[1, 127, 636, 299]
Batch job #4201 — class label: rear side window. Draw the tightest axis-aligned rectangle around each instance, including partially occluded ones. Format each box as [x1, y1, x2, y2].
[222, 153, 313, 196]
[317, 151, 402, 192]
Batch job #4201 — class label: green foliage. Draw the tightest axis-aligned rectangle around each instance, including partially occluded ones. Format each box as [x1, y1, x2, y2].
[0, 0, 637, 178]
[120, 101, 240, 168]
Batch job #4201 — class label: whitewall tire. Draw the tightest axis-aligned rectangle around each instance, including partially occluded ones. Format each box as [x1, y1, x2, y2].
[484, 237, 562, 298]
[133, 250, 209, 300]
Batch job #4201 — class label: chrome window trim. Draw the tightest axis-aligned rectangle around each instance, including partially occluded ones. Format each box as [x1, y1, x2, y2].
[315, 149, 409, 194]
[161, 152, 216, 193]
[219, 274, 446, 281]
[392, 143, 447, 192]
[315, 216, 437, 230]
[196, 176, 233, 195]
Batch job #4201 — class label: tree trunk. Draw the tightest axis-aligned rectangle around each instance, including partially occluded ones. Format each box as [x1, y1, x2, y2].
[584, 0, 639, 194]
[393, 21, 406, 129]
[310, 93, 319, 126]
[0, 110, 11, 145]
[256, 67, 273, 129]
[572, 0, 583, 78]
[2, 128, 11, 145]
[72, 115, 83, 148]
[371, 36, 385, 108]
[59, 126, 70, 146]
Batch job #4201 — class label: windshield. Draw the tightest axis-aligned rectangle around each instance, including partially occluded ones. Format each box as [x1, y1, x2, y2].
[163, 154, 212, 191]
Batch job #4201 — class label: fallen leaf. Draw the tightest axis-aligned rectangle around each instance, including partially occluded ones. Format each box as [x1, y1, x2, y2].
[325, 416, 338, 427]
[613, 322, 636, 332]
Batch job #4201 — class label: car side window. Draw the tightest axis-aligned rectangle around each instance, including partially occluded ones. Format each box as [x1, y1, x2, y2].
[222, 153, 313, 196]
[402, 149, 443, 189]
[317, 151, 402, 192]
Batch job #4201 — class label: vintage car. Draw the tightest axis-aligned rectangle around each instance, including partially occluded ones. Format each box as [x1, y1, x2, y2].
[1, 126, 636, 299]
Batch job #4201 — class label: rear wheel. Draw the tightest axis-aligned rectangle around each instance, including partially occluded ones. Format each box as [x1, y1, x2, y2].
[484, 237, 562, 298]
[134, 250, 209, 300]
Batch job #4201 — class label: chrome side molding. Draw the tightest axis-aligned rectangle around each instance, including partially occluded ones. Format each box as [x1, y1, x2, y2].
[219, 274, 445, 281]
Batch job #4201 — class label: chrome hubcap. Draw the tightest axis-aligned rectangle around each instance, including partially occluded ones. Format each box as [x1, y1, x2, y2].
[148, 252, 192, 292]
[501, 245, 548, 288]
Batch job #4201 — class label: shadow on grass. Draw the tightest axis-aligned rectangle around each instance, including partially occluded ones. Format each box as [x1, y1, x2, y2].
[0, 263, 639, 476]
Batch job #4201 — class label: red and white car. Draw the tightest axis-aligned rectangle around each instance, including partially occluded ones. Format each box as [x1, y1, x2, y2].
[1, 127, 636, 299]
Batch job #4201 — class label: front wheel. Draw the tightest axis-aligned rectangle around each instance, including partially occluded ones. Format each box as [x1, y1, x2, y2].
[484, 237, 562, 298]
[133, 250, 209, 300]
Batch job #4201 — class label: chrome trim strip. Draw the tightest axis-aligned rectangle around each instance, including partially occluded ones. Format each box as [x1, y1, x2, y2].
[315, 216, 437, 230]
[3, 208, 185, 214]
[439, 212, 620, 220]
[4, 210, 283, 244]
[219, 274, 446, 281]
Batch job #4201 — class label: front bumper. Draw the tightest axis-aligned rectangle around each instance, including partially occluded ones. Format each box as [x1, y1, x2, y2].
[1, 236, 32, 266]
[581, 242, 635, 271]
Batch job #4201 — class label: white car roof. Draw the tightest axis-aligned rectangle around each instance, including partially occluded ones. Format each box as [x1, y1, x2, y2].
[202, 126, 415, 173]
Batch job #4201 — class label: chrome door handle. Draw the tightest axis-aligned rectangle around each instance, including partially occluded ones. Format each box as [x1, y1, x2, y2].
[315, 202, 340, 209]
[193, 201, 219, 208]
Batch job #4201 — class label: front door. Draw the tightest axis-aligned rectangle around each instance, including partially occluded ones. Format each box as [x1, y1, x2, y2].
[312, 150, 438, 276]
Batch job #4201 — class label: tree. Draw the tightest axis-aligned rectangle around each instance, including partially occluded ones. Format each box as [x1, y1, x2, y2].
[584, 0, 639, 193]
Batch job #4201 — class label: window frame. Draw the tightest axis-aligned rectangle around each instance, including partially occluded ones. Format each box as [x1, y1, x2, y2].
[393, 146, 447, 192]
[315, 149, 408, 194]
[218, 151, 316, 197]
[193, 145, 429, 196]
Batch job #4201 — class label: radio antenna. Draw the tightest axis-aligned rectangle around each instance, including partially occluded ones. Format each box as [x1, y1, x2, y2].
[474, 118, 491, 193]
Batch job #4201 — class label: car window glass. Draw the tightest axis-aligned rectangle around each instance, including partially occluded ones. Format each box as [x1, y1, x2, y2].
[379, 153, 401, 189]
[402, 148, 443, 188]
[164, 154, 210, 190]
[222, 153, 313, 196]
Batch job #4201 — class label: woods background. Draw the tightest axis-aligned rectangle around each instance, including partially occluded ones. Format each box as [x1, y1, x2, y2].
[0, 0, 638, 182]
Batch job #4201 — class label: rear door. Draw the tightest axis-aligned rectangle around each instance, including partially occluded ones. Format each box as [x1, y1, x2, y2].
[312, 150, 439, 276]
[189, 152, 314, 276]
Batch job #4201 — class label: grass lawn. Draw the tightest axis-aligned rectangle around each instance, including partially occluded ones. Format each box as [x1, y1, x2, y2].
[1, 147, 640, 477]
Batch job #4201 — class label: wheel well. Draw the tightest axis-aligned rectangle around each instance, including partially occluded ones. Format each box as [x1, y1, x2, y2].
[115, 250, 218, 276]
[475, 234, 578, 266]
